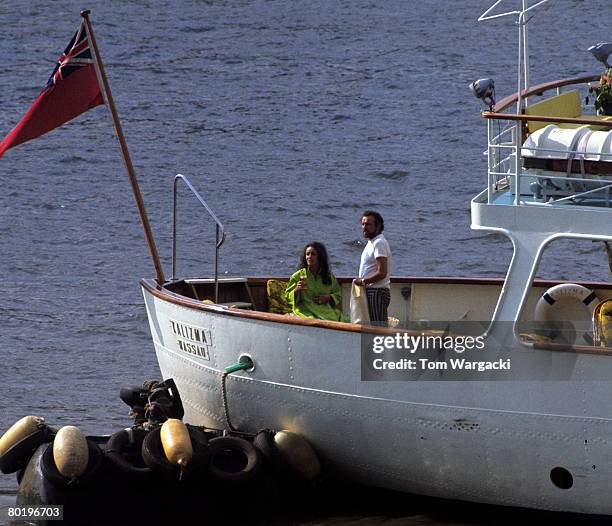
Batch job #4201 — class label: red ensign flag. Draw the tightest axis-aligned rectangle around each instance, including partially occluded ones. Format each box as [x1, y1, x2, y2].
[0, 21, 103, 159]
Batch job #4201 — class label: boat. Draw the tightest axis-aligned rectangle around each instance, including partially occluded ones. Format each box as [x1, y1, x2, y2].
[139, 0, 612, 516]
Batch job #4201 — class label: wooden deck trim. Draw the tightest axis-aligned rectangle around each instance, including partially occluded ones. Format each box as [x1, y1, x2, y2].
[492, 74, 599, 112]
[482, 112, 612, 128]
[533, 341, 612, 355]
[486, 74, 612, 128]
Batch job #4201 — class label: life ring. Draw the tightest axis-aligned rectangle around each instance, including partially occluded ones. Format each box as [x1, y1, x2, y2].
[534, 283, 599, 343]
[141, 424, 209, 480]
[207, 436, 262, 482]
[105, 427, 153, 478]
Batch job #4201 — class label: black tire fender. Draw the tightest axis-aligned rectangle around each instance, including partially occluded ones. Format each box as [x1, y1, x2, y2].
[105, 427, 152, 478]
[253, 429, 289, 475]
[208, 436, 262, 482]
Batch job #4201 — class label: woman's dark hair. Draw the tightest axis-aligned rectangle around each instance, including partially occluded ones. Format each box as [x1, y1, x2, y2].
[299, 241, 331, 285]
[362, 210, 384, 233]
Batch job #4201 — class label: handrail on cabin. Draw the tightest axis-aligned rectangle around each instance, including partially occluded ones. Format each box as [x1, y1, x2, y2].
[491, 74, 599, 113]
[173, 174, 226, 303]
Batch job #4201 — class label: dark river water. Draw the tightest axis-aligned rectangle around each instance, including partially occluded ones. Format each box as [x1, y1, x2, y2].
[1, 0, 611, 523]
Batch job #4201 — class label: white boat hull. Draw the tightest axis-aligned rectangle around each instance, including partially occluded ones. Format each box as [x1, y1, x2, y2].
[142, 283, 612, 515]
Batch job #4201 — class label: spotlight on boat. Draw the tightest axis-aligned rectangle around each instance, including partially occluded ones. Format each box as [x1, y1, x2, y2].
[469, 78, 495, 110]
[588, 42, 612, 68]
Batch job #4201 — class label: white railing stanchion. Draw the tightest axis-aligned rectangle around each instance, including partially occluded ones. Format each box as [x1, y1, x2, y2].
[488, 118, 493, 203]
[514, 124, 521, 205]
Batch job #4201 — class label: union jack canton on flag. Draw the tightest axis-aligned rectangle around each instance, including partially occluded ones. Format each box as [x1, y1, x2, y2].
[47, 23, 98, 88]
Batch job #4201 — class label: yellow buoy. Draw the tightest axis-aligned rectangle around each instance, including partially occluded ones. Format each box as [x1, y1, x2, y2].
[160, 419, 193, 467]
[598, 301, 612, 346]
[274, 430, 321, 480]
[0, 416, 46, 457]
[53, 426, 89, 479]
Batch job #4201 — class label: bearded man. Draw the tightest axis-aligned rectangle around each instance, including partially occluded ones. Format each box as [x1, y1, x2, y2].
[354, 210, 392, 325]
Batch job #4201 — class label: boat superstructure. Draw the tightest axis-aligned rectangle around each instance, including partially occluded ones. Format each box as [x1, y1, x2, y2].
[141, 1, 612, 515]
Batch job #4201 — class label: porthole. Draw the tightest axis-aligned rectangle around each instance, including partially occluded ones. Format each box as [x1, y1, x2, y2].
[550, 467, 573, 489]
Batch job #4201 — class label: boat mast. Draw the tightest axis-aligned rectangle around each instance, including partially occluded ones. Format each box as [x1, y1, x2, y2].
[522, 0, 530, 100]
[478, 1, 549, 114]
[517, 0, 547, 113]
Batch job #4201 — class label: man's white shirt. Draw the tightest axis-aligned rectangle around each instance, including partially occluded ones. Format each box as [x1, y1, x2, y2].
[359, 234, 391, 288]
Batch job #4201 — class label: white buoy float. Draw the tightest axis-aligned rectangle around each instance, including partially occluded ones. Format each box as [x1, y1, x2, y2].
[53, 426, 89, 480]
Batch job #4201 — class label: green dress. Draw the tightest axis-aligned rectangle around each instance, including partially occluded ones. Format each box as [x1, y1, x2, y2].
[285, 268, 347, 322]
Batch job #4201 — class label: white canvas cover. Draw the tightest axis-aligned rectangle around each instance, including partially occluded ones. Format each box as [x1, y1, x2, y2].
[522, 124, 612, 161]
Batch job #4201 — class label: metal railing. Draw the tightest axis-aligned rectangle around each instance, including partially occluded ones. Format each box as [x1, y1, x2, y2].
[172, 174, 226, 303]
[486, 116, 612, 207]
[486, 121, 518, 202]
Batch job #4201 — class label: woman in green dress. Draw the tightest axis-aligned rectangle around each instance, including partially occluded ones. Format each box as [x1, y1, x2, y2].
[285, 242, 347, 322]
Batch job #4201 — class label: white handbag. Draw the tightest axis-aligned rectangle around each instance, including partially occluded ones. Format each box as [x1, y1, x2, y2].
[350, 281, 370, 324]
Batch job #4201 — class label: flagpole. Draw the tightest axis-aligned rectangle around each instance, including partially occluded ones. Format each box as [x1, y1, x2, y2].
[80, 9, 166, 285]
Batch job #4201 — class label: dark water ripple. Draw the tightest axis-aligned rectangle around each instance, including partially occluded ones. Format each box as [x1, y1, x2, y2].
[1, 0, 611, 523]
